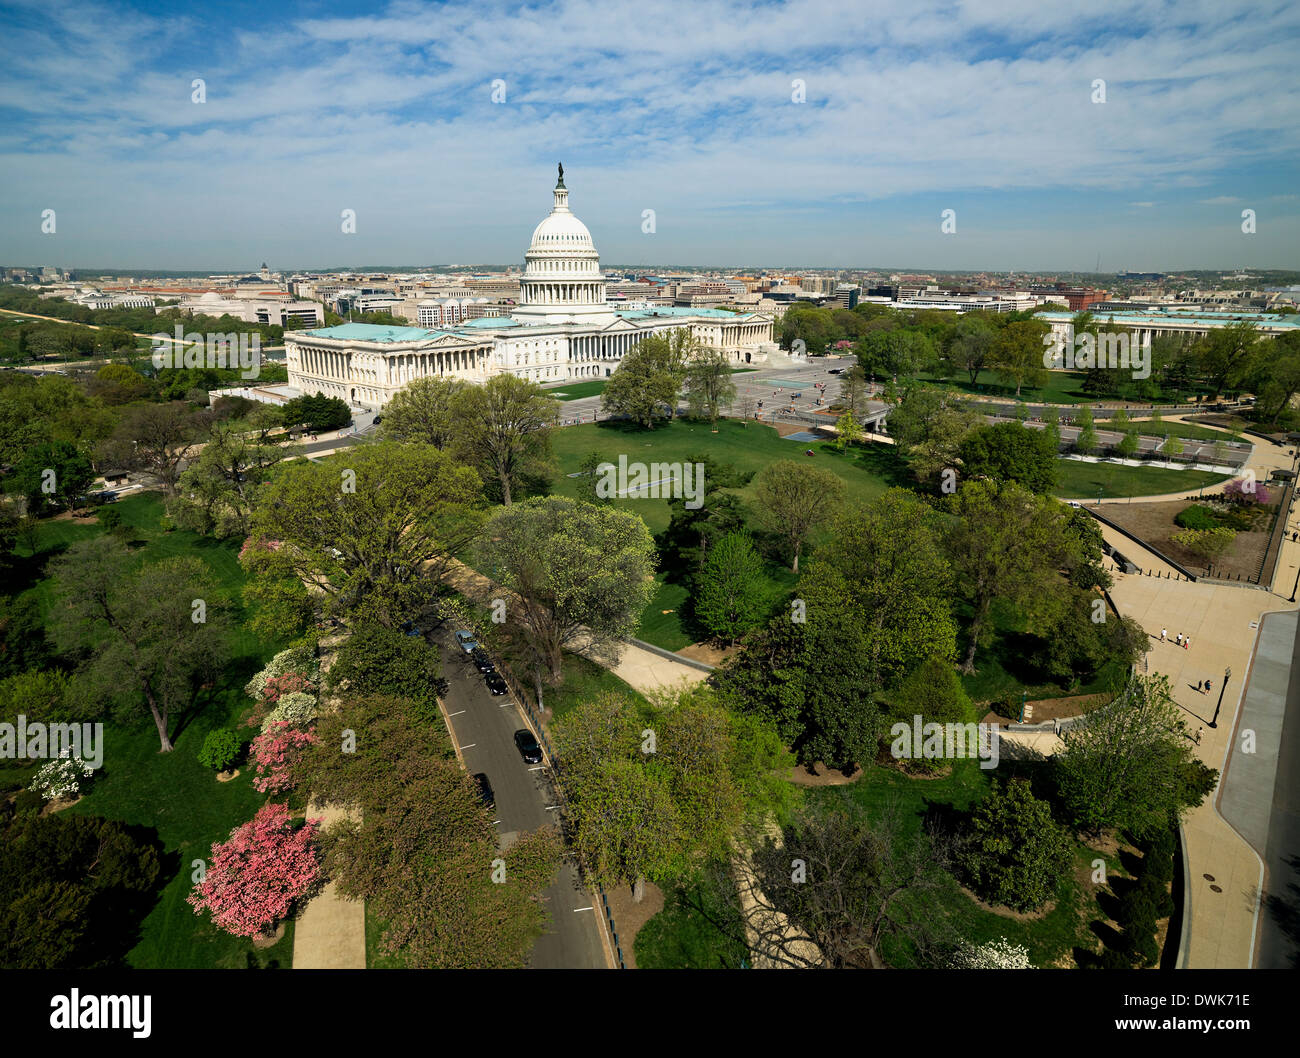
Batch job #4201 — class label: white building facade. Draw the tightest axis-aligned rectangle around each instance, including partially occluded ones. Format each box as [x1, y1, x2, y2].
[285, 169, 775, 408]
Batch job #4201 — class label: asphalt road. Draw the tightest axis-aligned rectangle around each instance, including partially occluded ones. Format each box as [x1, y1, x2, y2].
[1258, 611, 1300, 968]
[433, 628, 609, 969]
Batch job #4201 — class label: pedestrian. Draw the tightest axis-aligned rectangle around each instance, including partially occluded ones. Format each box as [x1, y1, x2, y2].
[1161, 627, 1168, 642]
[1204, 678, 1212, 695]
[1196, 726, 1203, 745]
[1183, 636, 1190, 650]
[1176, 632, 1183, 646]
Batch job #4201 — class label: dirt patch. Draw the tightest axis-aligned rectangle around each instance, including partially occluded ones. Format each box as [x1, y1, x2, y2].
[216, 768, 241, 783]
[252, 922, 287, 948]
[958, 883, 1057, 922]
[980, 692, 1111, 728]
[786, 762, 866, 786]
[675, 642, 735, 666]
[772, 421, 823, 437]
[601, 880, 665, 969]
[1101, 498, 1274, 580]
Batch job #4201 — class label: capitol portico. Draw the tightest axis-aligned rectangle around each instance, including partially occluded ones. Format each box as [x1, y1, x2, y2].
[285, 167, 775, 409]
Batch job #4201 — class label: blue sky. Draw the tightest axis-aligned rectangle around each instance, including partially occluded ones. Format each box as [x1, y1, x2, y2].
[1, 0, 1297, 271]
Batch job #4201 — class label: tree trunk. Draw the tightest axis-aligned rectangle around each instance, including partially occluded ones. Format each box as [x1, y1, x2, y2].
[499, 471, 512, 506]
[146, 694, 173, 752]
[791, 540, 800, 574]
[960, 632, 979, 675]
[632, 876, 645, 903]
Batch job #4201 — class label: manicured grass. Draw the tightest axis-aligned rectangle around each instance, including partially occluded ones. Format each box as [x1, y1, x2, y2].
[917, 370, 1202, 406]
[638, 577, 694, 651]
[808, 762, 1099, 968]
[1123, 419, 1243, 443]
[542, 652, 648, 722]
[1053, 459, 1230, 499]
[634, 866, 750, 969]
[550, 418, 908, 536]
[547, 379, 608, 401]
[10, 493, 292, 968]
[365, 905, 405, 969]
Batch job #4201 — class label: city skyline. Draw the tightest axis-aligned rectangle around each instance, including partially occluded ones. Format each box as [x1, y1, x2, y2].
[2, 0, 1298, 270]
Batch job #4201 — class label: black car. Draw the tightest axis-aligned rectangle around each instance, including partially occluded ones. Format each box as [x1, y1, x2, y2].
[485, 671, 508, 696]
[470, 648, 495, 674]
[828, 368, 843, 374]
[471, 772, 495, 810]
[513, 729, 543, 764]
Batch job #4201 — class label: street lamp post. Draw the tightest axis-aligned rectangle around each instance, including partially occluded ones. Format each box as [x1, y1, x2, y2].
[1209, 666, 1232, 728]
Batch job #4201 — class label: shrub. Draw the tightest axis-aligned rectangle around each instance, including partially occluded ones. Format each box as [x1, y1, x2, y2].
[1171, 526, 1236, 563]
[959, 778, 1073, 912]
[96, 507, 123, 532]
[197, 728, 242, 772]
[1173, 505, 1218, 531]
[326, 623, 441, 719]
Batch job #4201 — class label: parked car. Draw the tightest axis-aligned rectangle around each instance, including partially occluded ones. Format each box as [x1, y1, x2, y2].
[454, 630, 478, 654]
[472, 772, 495, 810]
[485, 672, 508, 696]
[828, 368, 843, 374]
[513, 729, 543, 764]
[471, 648, 495, 673]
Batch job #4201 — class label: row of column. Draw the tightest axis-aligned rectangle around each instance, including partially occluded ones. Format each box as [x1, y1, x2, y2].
[300, 346, 348, 379]
[526, 282, 603, 305]
[389, 347, 479, 383]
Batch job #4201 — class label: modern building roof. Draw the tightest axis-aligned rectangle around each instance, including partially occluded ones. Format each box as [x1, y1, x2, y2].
[1037, 309, 1300, 330]
[302, 323, 451, 342]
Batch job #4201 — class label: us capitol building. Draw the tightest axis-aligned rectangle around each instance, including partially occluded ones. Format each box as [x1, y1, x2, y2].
[285, 167, 775, 409]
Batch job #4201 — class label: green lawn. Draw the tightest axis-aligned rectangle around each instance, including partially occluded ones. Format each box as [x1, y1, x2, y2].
[7, 492, 292, 968]
[547, 379, 608, 401]
[541, 652, 648, 722]
[549, 418, 908, 536]
[917, 370, 1204, 406]
[809, 762, 1103, 968]
[1122, 419, 1244, 443]
[1053, 459, 1230, 499]
[634, 866, 750, 969]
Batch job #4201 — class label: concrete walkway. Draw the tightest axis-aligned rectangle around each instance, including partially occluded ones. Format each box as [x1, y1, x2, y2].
[1106, 568, 1289, 968]
[292, 801, 367, 968]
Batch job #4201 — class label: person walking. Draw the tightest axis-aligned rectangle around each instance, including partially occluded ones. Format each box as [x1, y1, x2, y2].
[1161, 627, 1168, 642]
[1196, 726, 1203, 745]
[1176, 632, 1184, 646]
[1204, 678, 1212, 696]
[1183, 635, 1191, 650]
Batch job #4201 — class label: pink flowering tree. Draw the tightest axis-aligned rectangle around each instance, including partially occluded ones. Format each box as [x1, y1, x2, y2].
[1223, 477, 1270, 505]
[188, 802, 321, 938]
[249, 721, 317, 794]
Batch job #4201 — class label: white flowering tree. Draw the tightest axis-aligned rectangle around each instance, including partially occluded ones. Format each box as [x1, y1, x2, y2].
[950, 938, 1033, 969]
[244, 641, 320, 699]
[262, 691, 319, 731]
[30, 752, 97, 802]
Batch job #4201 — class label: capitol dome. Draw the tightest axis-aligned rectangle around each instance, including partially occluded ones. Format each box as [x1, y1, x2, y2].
[513, 165, 613, 324]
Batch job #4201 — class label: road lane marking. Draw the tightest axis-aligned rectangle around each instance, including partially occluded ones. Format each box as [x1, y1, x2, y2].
[573, 906, 594, 912]
[461, 743, 477, 749]
[528, 765, 545, 771]
[447, 710, 465, 717]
